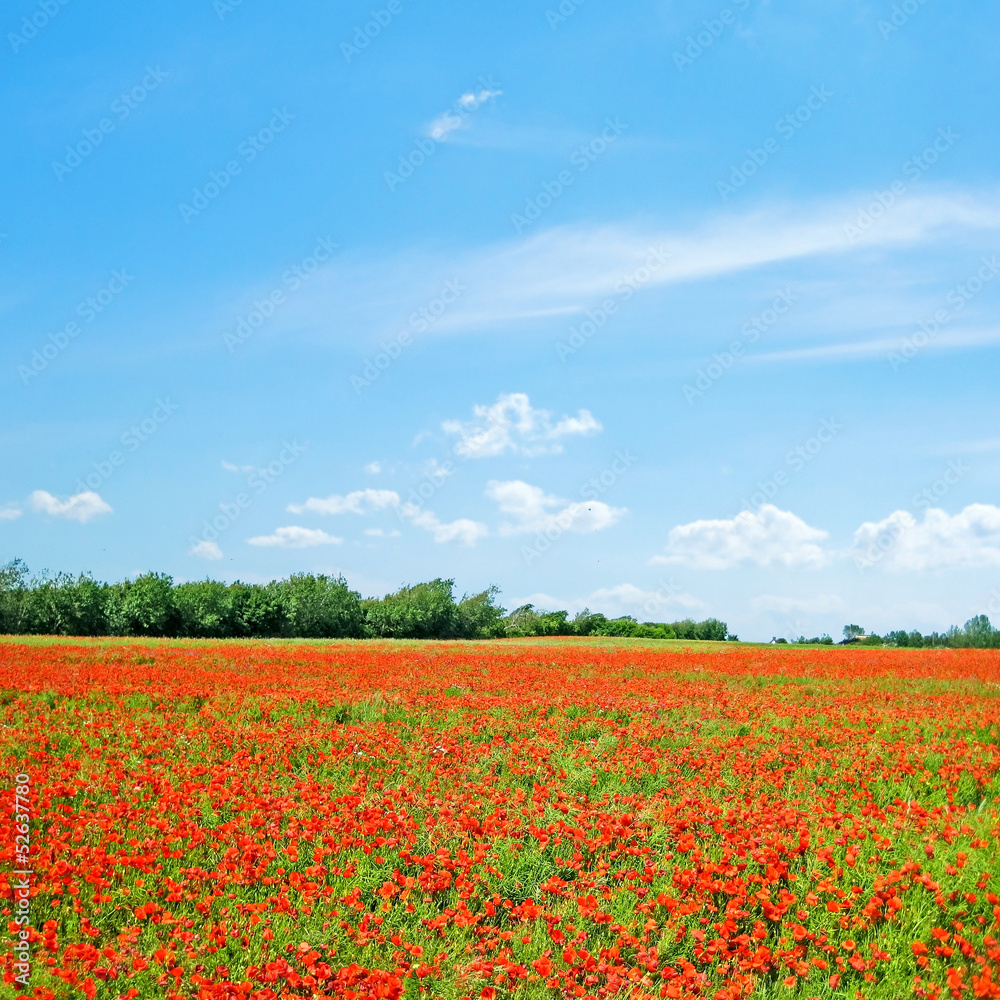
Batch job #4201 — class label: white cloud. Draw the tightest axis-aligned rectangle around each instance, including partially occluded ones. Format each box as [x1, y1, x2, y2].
[851, 504, 1000, 571]
[428, 86, 502, 141]
[652, 504, 830, 570]
[287, 488, 400, 516]
[0, 507, 22, 521]
[364, 461, 382, 474]
[486, 479, 625, 535]
[364, 527, 401, 537]
[399, 504, 487, 545]
[30, 490, 112, 523]
[222, 460, 254, 473]
[190, 540, 223, 560]
[247, 526, 343, 548]
[444, 393, 601, 458]
[750, 593, 847, 614]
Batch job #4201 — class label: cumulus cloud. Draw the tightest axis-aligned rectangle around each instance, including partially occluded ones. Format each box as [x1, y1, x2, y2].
[399, 504, 488, 545]
[30, 490, 112, 523]
[444, 393, 601, 458]
[364, 461, 382, 474]
[486, 479, 624, 535]
[652, 504, 830, 569]
[750, 593, 847, 614]
[0, 507, 22, 521]
[190, 540, 223, 560]
[851, 504, 1000, 571]
[287, 489, 400, 516]
[247, 526, 343, 548]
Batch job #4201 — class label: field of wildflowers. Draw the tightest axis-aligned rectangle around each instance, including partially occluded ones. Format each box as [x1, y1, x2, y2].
[0, 638, 997, 1000]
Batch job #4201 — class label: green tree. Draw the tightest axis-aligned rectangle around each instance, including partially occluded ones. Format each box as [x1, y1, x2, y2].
[277, 574, 365, 638]
[105, 573, 178, 636]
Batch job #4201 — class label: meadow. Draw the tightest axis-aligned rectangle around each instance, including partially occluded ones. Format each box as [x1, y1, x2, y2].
[0, 638, 997, 1000]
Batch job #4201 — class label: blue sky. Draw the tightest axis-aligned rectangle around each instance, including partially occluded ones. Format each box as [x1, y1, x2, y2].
[4, 0, 1000, 640]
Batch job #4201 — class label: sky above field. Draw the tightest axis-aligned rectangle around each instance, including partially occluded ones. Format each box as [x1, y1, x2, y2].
[3, 0, 1000, 641]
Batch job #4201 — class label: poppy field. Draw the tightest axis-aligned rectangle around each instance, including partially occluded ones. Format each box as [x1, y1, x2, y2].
[1, 639, 998, 1000]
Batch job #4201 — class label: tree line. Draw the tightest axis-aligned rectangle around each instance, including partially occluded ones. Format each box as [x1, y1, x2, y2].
[0, 561, 732, 641]
[778, 618, 1000, 649]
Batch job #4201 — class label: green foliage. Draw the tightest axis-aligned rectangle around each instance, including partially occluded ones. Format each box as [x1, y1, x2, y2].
[105, 573, 178, 637]
[277, 574, 366, 639]
[363, 579, 461, 639]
